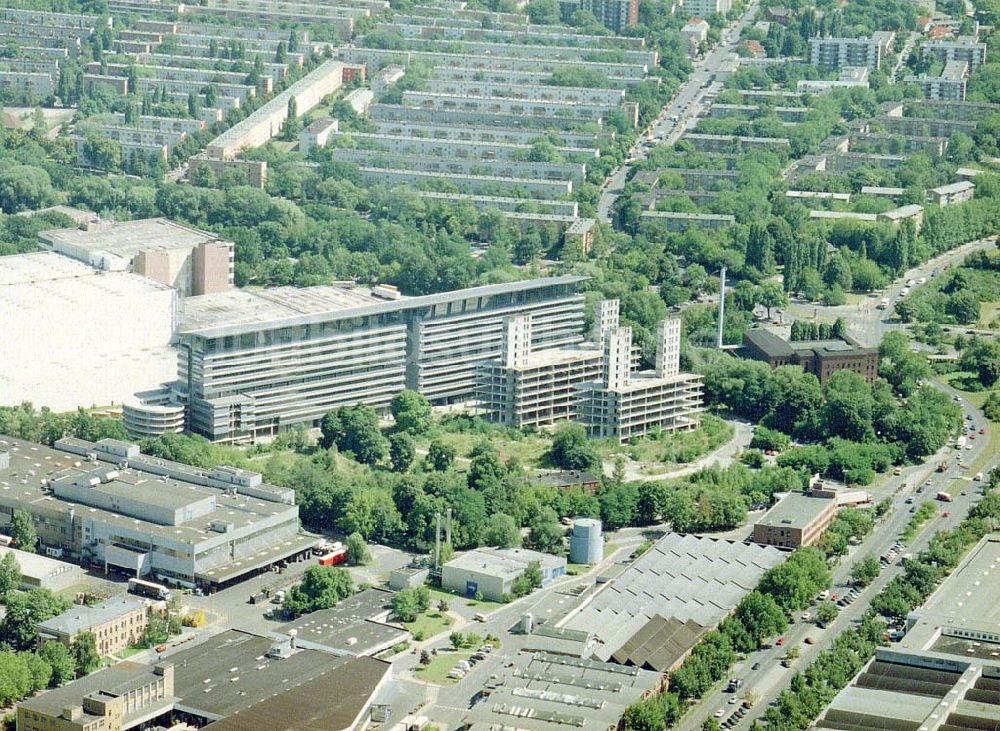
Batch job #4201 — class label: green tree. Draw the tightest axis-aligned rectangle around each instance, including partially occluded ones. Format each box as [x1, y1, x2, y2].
[547, 422, 599, 471]
[815, 600, 839, 625]
[0, 550, 20, 598]
[732, 591, 787, 650]
[283, 566, 354, 618]
[391, 390, 432, 434]
[757, 281, 788, 319]
[851, 555, 880, 587]
[320, 405, 388, 466]
[73, 631, 101, 676]
[483, 513, 521, 548]
[527, 507, 564, 555]
[947, 290, 980, 324]
[389, 432, 416, 472]
[526, 0, 559, 23]
[823, 371, 875, 442]
[427, 440, 456, 471]
[38, 641, 75, 686]
[0, 164, 53, 213]
[9, 510, 36, 553]
[391, 587, 422, 622]
[345, 532, 371, 565]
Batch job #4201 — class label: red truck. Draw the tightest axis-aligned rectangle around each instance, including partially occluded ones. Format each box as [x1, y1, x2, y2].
[317, 547, 347, 566]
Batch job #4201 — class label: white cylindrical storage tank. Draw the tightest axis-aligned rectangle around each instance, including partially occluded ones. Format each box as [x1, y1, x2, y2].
[569, 518, 603, 565]
[521, 612, 534, 634]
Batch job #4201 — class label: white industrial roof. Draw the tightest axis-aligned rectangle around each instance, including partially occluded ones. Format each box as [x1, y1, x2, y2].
[0, 252, 177, 411]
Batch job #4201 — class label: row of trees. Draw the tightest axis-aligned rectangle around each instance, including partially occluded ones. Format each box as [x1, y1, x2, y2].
[623, 549, 831, 729]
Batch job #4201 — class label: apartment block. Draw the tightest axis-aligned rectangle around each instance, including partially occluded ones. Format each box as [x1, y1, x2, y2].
[928, 180, 975, 206]
[369, 101, 600, 131]
[299, 117, 338, 155]
[905, 59, 968, 101]
[204, 60, 345, 160]
[400, 90, 612, 123]
[921, 36, 986, 70]
[576, 319, 704, 442]
[809, 33, 895, 70]
[371, 116, 603, 149]
[555, 0, 638, 32]
[682, 132, 791, 152]
[396, 36, 656, 67]
[338, 47, 648, 80]
[328, 148, 585, 185]
[176, 276, 586, 441]
[332, 131, 595, 164]
[681, 0, 732, 19]
[415, 191, 579, 217]
[353, 166, 573, 198]
[639, 210, 736, 231]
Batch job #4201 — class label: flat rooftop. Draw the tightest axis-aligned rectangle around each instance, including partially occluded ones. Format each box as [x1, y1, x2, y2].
[0, 544, 81, 580]
[167, 629, 348, 719]
[179, 284, 385, 332]
[278, 588, 407, 655]
[178, 275, 587, 338]
[0, 251, 177, 411]
[39, 217, 218, 259]
[19, 661, 174, 721]
[0, 436, 294, 551]
[900, 534, 1000, 652]
[756, 491, 834, 530]
[200, 655, 390, 731]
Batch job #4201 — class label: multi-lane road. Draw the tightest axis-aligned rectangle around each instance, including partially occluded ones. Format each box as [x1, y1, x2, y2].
[677, 385, 997, 730]
[595, 1, 759, 222]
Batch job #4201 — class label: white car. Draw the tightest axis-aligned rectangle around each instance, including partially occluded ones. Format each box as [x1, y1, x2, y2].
[715, 709, 726, 718]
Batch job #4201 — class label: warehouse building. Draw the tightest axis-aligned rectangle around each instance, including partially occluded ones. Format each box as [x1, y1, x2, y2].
[0, 436, 312, 589]
[751, 491, 837, 548]
[442, 548, 567, 602]
[176, 276, 586, 442]
[278, 588, 409, 656]
[1, 251, 178, 413]
[38, 218, 234, 298]
[576, 319, 704, 442]
[16, 630, 392, 731]
[815, 535, 1000, 731]
[36, 595, 151, 658]
[463, 650, 659, 731]
[0, 546, 83, 592]
[561, 533, 785, 670]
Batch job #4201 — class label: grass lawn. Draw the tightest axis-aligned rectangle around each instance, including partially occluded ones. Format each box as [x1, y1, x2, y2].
[428, 587, 504, 613]
[414, 650, 474, 684]
[595, 414, 733, 469]
[403, 611, 453, 640]
[416, 429, 549, 466]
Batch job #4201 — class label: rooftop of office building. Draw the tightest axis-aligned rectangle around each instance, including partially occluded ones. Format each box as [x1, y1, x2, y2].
[755, 491, 834, 530]
[177, 275, 587, 338]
